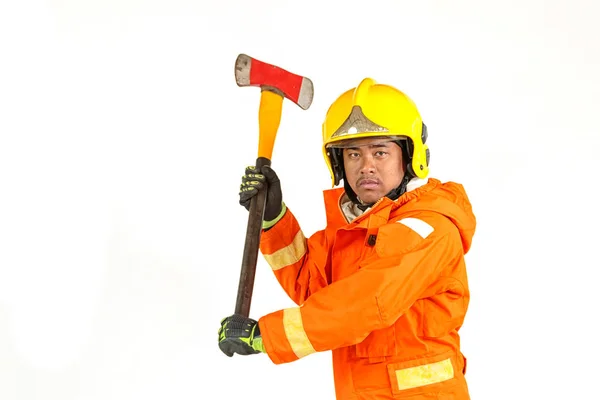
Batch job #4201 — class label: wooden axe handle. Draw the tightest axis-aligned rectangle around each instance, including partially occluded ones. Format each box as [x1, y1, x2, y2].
[234, 156, 270, 317]
[235, 90, 283, 317]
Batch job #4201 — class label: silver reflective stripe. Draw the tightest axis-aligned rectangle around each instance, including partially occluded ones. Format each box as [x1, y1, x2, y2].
[398, 218, 434, 239]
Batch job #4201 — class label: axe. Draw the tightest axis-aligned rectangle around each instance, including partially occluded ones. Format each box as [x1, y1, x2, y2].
[233, 54, 314, 317]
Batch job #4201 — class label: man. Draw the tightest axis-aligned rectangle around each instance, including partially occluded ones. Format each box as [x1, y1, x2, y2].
[218, 78, 477, 399]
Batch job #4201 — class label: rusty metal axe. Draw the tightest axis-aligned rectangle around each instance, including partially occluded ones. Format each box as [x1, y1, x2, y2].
[233, 54, 314, 317]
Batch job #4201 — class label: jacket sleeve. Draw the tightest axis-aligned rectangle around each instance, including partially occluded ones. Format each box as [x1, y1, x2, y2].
[259, 207, 330, 306]
[258, 215, 464, 365]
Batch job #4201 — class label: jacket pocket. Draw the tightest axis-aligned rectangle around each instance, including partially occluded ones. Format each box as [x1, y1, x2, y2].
[386, 350, 459, 398]
[355, 324, 396, 363]
[422, 279, 467, 338]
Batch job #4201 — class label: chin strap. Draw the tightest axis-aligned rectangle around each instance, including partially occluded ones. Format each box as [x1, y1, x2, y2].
[345, 174, 412, 211]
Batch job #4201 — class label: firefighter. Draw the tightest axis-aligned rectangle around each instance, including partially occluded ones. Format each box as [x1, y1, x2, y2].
[219, 78, 477, 399]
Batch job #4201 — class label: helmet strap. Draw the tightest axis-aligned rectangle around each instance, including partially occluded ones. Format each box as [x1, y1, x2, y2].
[345, 175, 412, 211]
[329, 148, 345, 186]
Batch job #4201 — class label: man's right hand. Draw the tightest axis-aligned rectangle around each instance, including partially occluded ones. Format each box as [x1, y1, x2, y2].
[239, 165, 284, 224]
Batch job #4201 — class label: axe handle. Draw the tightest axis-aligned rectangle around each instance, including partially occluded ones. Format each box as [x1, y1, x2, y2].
[235, 156, 270, 317]
[234, 89, 283, 317]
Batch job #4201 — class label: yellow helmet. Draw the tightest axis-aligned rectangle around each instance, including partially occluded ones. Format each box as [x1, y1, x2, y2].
[322, 78, 430, 187]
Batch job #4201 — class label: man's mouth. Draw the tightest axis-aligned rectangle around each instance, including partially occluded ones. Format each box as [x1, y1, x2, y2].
[358, 179, 379, 189]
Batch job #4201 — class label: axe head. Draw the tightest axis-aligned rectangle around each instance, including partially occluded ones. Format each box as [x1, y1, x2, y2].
[235, 54, 314, 110]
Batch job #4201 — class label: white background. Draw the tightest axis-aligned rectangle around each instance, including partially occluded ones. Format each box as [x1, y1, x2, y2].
[1, 0, 599, 399]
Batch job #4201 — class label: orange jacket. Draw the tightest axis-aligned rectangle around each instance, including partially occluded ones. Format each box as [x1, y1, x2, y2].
[257, 178, 476, 399]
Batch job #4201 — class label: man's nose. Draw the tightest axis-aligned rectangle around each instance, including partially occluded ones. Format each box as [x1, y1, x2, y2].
[360, 156, 376, 174]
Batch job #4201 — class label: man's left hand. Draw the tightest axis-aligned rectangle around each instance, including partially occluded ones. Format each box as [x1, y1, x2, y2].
[218, 314, 265, 357]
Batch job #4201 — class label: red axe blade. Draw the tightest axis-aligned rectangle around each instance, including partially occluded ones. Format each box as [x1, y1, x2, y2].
[234, 54, 314, 110]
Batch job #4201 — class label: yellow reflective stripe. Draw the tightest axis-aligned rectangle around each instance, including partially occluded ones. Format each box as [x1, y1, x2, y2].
[263, 230, 306, 271]
[282, 307, 316, 359]
[395, 357, 454, 390]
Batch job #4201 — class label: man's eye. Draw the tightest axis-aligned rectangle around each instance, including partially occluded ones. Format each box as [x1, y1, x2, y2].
[348, 152, 359, 158]
[375, 151, 387, 157]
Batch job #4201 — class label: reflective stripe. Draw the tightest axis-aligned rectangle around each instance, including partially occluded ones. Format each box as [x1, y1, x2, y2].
[395, 357, 454, 390]
[398, 217, 434, 239]
[263, 230, 307, 271]
[282, 307, 316, 359]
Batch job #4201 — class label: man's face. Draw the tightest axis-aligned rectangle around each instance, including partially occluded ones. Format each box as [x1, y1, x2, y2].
[341, 137, 406, 205]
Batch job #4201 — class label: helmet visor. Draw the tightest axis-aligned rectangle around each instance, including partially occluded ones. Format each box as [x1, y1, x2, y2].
[326, 136, 407, 149]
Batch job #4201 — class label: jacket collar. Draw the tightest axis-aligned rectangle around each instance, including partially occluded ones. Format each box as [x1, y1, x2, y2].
[323, 178, 436, 229]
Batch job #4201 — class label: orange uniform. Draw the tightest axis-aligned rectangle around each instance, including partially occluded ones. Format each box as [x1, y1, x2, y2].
[257, 177, 476, 399]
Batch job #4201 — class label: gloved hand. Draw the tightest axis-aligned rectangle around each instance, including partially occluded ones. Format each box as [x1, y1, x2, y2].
[218, 314, 265, 357]
[239, 165, 286, 227]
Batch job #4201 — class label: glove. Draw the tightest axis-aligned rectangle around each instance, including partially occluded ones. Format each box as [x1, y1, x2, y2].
[239, 165, 286, 228]
[218, 314, 265, 357]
